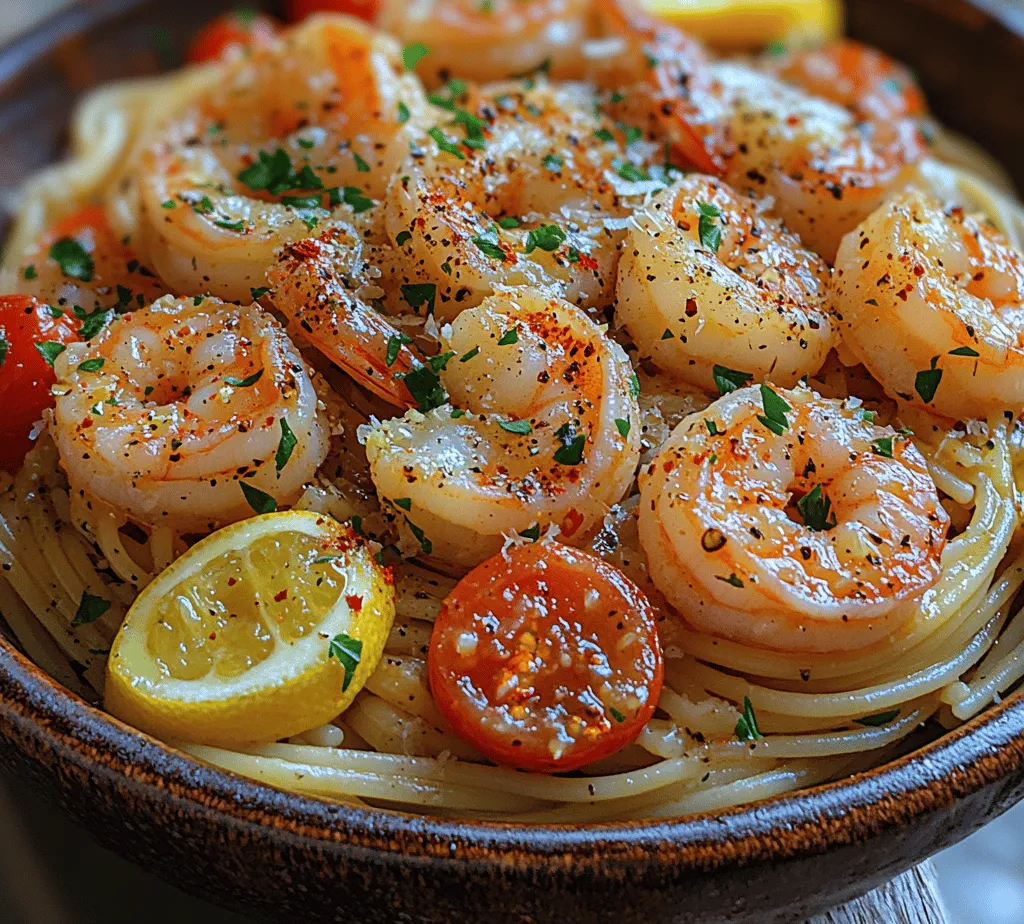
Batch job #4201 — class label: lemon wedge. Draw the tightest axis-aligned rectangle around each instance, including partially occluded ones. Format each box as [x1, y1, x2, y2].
[641, 0, 843, 51]
[105, 511, 395, 748]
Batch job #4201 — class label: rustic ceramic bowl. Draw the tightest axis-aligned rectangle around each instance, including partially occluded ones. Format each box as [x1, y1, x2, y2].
[1, 2, 1024, 922]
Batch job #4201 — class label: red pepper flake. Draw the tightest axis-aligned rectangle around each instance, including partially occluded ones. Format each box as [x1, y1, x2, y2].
[346, 594, 363, 611]
[685, 297, 698, 317]
[81, 417, 93, 428]
[227, 577, 237, 586]
[209, 632, 217, 640]
[575, 253, 599, 271]
[560, 508, 585, 537]
[274, 589, 288, 602]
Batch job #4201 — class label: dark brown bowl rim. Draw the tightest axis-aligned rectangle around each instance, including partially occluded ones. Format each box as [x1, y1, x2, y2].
[2, 0, 1024, 878]
[5, 613, 1024, 869]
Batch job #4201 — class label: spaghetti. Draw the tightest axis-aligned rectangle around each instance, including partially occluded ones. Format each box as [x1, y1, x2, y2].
[0, 5, 1023, 822]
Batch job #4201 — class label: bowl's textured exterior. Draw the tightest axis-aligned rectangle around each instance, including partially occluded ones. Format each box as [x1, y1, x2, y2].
[1, 1, 1024, 922]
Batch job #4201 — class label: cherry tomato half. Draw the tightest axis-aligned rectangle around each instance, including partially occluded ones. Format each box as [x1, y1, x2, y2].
[285, 0, 380, 24]
[187, 8, 282, 64]
[0, 296, 81, 472]
[429, 541, 663, 773]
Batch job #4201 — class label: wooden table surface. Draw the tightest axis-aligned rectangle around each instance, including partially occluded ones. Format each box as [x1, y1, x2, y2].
[811, 864, 947, 924]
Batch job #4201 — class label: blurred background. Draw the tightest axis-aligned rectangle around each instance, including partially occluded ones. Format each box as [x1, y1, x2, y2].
[1, 0, 1024, 921]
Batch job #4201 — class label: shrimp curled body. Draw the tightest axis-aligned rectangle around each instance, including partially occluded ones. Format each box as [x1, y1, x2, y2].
[833, 190, 1024, 420]
[137, 15, 427, 302]
[638, 385, 949, 652]
[53, 295, 326, 531]
[385, 82, 628, 319]
[616, 175, 835, 391]
[365, 288, 642, 569]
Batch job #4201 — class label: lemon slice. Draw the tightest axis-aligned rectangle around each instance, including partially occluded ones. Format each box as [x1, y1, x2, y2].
[105, 511, 395, 748]
[641, 0, 843, 51]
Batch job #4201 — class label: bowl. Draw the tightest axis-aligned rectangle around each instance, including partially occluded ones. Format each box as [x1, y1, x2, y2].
[2, 2, 1024, 922]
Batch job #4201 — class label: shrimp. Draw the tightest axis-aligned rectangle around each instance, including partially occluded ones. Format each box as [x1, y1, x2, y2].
[588, 0, 731, 175]
[376, 0, 594, 84]
[15, 205, 165, 315]
[764, 39, 926, 126]
[615, 174, 835, 391]
[52, 295, 327, 532]
[364, 288, 641, 569]
[269, 223, 424, 408]
[712, 60, 924, 262]
[136, 15, 428, 302]
[385, 80, 631, 319]
[832, 190, 1024, 420]
[638, 384, 949, 652]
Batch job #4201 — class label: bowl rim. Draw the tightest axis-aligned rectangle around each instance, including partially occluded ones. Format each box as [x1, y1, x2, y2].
[5, 615, 1024, 868]
[2, 0, 1024, 877]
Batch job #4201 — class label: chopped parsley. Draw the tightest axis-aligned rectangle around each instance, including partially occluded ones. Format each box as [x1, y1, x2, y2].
[72, 591, 111, 627]
[427, 126, 465, 159]
[225, 369, 263, 387]
[77, 307, 112, 340]
[757, 384, 791, 435]
[250, 286, 270, 300]
[497, 327, 518, 346]
[553, 423, 586, 465]
[498, 418, 532, 434]
[472, 227, 507, 261]
[34, 341, 66, 367]
[716, 573, 744, 588]
[949, 346, 980, 357]
[614, 418, 631, 438]
[400, 283, 436, 314]
[524, 223, 566, 254]
[275, 418, 296, 474]
[543, 153, 563, 172]
[49, 239, 94, 282]
[328, 633, 363, 691]
[402, 42, 429, 72]
[697, 201, 722, 253]
[398, 363, 448, 412]
[796, 485, 836, 532]
[405, 518, 433, 555]
[240, 482, 277, 515]
[734, 696, 762, 742]
[77, 358, 105, 373]
[915, 356, 942, 404]
[385, 332, 413, 367]
[712, 364, 753, 395]
[872, 436, 894, 458]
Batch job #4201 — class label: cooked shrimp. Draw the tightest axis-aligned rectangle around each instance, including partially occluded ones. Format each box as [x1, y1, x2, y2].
[52, 295, 326, 531]
[377, 0, 594, 84]
[365, 288, 641, 569]
[713, 60, 924, 261]
[764, 39, 926, 125]
[638, 384, 949, 652]
[386, 80, 632, 319]
[615, 175, 835, 391]
[15, 205, 165, 314]
[269, 223, 423, 408]
[588, 0, 731, 175]
[136, 14, 428, 302]
[833, 190, 1024, 420]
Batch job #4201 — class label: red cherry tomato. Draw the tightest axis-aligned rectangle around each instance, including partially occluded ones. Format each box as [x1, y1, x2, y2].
[285, 0, 380, 24]
[187, 8, 282, 64]
[0, 296, 81, 472]
[429, 541, 663, 772]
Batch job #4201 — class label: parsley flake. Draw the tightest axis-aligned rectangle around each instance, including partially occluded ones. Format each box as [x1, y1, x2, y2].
[72, 591, 111, 627]
[328, 633, 363, 691]
[712, 365, 753, 395]
[240, 482, 277, 514]
[49, 239, 94, 282]
[735, 696, 762, 742]
[275, 418, 297, 474]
